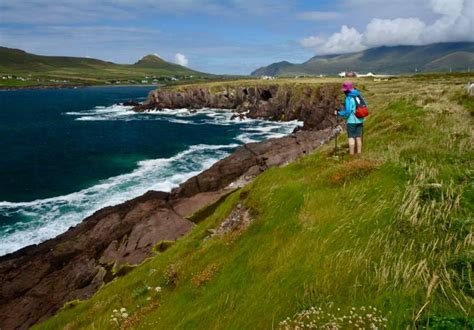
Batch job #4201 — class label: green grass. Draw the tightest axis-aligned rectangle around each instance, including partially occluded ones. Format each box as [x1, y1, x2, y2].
[35, 77, 473, 329]
[0, 47, 224, 88]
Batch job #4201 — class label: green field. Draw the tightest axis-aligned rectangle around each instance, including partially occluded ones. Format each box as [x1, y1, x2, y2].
[36, 75, 473, 329]
[0, 47, 224, 88]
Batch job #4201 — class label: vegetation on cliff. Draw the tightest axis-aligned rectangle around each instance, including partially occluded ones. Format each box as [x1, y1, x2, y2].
[136, 82, 341, 130]
[36, 76, 473, 329]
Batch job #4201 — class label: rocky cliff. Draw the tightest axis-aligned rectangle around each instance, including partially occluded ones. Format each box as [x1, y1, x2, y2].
[135, 83, 340, 131]
[0, 83, 340, 329]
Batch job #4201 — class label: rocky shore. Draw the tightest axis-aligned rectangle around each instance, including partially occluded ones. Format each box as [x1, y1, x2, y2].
[135, 83, 340, 131]
[0, 83, 340, 329]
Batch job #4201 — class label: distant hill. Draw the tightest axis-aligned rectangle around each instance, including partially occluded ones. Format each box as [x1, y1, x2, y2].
[133, 54, 168, 67]
[251, 42, 474, 76]
[0, 47, 207, 78]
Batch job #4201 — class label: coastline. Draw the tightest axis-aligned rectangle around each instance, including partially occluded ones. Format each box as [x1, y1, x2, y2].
[0, 81, 341, 329]
[0, 83, 163, 91]
[0, 127, 337, 329]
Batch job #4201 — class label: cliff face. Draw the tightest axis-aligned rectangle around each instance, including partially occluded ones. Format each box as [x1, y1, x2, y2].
[0, 83, 341, 329]
[135, 83, 340, 131]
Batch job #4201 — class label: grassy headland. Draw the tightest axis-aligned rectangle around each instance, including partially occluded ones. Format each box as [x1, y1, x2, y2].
[36, 75, 473, 329]
[0, 47, 235, 88]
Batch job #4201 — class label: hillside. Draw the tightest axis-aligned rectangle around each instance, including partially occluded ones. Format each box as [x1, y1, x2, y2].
[133, 54, 175, 68]
[0, 47, 212, 87]
[34, 75, 473, 329]
[252, 42, 474, 76]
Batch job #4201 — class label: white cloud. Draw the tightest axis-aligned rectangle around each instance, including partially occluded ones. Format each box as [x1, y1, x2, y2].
[300, 0, 474, 55]
[174, 53, 189, 66]
[300, 25, 364, 55]
[364, 18, 426, 47]
[424, 0, 473, 44]
[322, 25, 365, 54]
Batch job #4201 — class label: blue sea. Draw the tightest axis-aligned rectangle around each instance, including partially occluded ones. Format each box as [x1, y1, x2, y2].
[0, 86, 300, 255]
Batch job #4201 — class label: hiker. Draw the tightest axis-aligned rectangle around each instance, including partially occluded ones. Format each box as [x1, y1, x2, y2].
[334, 81, 365, 155]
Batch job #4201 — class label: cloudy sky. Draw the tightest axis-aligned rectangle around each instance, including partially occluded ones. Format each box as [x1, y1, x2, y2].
[0, 0, 473, 74]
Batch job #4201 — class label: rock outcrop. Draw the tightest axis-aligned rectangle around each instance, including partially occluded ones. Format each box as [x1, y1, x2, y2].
[171, 129, 334, 199]
[0, 83, 340, 329]
[122, 99, 140, 106]
[134, 83, 340, 131]
[0, 191, 194, 329]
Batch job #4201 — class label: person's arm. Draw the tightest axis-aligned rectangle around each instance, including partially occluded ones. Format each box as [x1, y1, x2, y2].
[337, 96, 354, 117]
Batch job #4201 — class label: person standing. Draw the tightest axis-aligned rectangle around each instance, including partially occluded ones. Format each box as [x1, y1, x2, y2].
[334, 81, 365, 155]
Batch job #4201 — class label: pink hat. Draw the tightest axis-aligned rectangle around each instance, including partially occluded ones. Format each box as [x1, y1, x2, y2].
[341, 81, 353, 92]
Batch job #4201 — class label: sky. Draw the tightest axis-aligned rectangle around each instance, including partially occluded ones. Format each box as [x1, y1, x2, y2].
[0, 0, 473, 74]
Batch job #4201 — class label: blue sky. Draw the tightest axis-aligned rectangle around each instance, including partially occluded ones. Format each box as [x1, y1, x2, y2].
[0, 0, 472, 74]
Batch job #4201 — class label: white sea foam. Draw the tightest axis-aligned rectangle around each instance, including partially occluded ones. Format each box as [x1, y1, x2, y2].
[0, 106, 302, 256]
[64, 104, 136, 121]
[235, 119, 302, 143]
[64, 105, 301, 132]
[0, 143, 236, 256]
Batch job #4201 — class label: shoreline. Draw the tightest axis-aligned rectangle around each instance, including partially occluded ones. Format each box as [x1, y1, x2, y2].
[0, 83, 163, 91]
[0, 81, 341, 329]
[0, 116, 299, 256]
[0, 126, 337, 329]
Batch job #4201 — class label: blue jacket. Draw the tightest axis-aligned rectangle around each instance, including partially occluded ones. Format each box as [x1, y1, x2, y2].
[338, 89, 364, 124]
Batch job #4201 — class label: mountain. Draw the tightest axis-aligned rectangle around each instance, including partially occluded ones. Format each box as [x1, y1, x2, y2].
[251, 42, 474, 76]
[0, 47, 116, 71]
[0, 47, 208, 79]
[133, 54, 167, 66]
[131, 54, 194, 74]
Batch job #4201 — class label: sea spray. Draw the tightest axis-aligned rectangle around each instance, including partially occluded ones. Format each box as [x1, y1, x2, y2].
[0, 102, 301, 256]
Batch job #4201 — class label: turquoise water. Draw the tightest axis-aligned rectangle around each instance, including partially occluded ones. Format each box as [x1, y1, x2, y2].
[0, 86, 300, 255]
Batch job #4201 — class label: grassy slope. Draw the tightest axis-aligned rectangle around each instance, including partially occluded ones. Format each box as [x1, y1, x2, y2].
[252, 42, 474, 76]
[36, 76, 473, 329]
[0, 47, 213, 87]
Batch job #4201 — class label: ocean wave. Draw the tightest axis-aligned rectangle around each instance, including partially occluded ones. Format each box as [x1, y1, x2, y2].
[63, 105, 303, 133]
[0, 143, 237, 256]
[1, 106, 302, 256]
[235, 119, 302, 143]
[64, 105, 237, 124]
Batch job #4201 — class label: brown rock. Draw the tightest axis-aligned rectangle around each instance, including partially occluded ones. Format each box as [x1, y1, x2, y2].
[171, 128, 335, 199]
[133, 83, 340, 131]
[0, 191, 193, 329]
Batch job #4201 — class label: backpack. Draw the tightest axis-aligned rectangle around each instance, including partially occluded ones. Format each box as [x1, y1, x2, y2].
[352, 94, 369, 118]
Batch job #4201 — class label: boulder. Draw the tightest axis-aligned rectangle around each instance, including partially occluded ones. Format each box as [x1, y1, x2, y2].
[122, 99, 140, 106]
